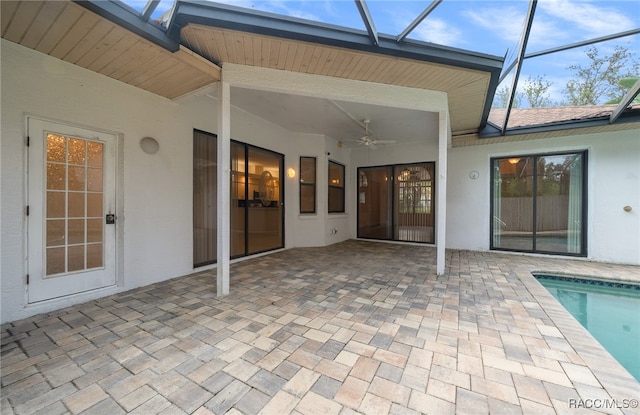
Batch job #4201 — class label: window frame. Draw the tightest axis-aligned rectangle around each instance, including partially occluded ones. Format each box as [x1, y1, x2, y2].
[328, 160, 346, 214]
[489, 150, 588, 257]
[299, 156, 317, 214]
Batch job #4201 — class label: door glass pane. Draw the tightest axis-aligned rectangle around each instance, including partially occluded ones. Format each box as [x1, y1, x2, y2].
[492, 157, 534, 250]
[87, 168, 103, 192]
[87, 141, 103, 167]
[247, 146, 283, 254]
[193, 130, 218, 267]
[47, 163, 65, 190]
[68, 166, 85, 191]
[68, 245, 85, 272]
[67, 219, 85, 244]
[87, 219, 103, 243]
[68, 138, 86, 165]
[394, 163, 435, 243]
[87, 244, 103, 269]
[536, 154, 583, 253]
[46, 247, 65, 275]
[46, 220, 65, 247]
[358, 166, 393, 239]
[47, 135, 66, 162]
[231, 142, 246, 258]
[47, 192, 65, 218]
[45, 133, 104, 276]
[87, 193, 103, 217]
[68, 192, 85, 217]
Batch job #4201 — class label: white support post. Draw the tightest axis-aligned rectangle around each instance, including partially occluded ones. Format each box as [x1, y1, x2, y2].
[436, 110, 449, 275]
[217, 79, 231, 296]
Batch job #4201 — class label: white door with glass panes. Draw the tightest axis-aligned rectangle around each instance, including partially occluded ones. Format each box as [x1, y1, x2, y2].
[27, 118, 117, 303]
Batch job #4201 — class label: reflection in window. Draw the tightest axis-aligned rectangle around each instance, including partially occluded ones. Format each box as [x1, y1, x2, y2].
[300, 157, 316, 214]
[45, 134, 104, 275]
[358, 163, 434, 243]
[328, 161, 345, 213]
[193, 130, 217, 267]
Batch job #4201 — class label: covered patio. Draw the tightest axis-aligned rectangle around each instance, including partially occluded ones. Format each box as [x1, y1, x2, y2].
[2, 241, 638, 414]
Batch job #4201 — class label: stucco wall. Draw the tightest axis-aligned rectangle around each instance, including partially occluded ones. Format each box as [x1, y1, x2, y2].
[2, 39, 638, 323]
[0, 40, 339, 323]
[446, 133, 640, 264]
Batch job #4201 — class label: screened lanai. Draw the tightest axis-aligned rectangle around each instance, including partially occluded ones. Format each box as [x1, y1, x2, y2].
[114, 0, 640, 136]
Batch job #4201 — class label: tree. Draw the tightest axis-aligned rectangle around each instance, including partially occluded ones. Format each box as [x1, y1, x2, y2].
[605, 76, 640, 105]
[564, 46, 639, 106]
[492, 85, 522, 109]
[522, 75, 554, 107]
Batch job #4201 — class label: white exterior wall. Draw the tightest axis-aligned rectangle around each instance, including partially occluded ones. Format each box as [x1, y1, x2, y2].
[446, 132, 640, 264]
[0, 40, 336, 323]
[2, 39, 637, 323]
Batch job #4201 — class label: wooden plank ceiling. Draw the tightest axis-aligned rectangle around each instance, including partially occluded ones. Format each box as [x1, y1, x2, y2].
[181, 24, 493, 136]
[1, 1, 220, 100]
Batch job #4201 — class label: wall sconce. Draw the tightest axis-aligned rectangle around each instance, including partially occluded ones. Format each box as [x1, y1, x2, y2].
[287, 168, 296, 178]
[140, 137, 159, 154]
[508, 158, 520, 165]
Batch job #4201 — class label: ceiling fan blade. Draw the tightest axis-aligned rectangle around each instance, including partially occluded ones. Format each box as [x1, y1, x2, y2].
[368, 142, 378, 150]
[374, 139, 397, 144]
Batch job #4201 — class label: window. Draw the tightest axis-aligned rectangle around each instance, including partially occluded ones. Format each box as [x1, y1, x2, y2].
[193, 130, 217, 267]
[300, 157, 316, 214]
[491, 151, 587, 256]
[328, 160, 345, 213]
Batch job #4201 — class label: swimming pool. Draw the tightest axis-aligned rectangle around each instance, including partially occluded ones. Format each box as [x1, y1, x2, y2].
[535, 275, 640, 382]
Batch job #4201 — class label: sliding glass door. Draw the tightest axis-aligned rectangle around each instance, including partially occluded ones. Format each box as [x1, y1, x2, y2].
[491, 151, 586, 255]
[193, 130, 217, 267]
[358, 166, 393, 239]
[231, 141, 284, 258]
[358, 162, 435, 243]
[194, 132, 284, 267]
[394, 164, 435, 242]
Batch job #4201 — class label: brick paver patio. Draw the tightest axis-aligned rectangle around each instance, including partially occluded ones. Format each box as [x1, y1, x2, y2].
[2, 240, 639, 414]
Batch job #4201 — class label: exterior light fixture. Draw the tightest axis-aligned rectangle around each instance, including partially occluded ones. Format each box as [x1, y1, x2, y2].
[140, 137, 159, 154]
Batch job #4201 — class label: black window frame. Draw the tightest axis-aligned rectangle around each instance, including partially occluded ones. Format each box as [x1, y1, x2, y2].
[328, 160, 345, 213]
[490, 150, 588, 257]
[299, 156, 317, 214]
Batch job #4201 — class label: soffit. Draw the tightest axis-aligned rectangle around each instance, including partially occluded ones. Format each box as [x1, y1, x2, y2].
[0, 1, 220, 100]
[180, 24, 492, 136]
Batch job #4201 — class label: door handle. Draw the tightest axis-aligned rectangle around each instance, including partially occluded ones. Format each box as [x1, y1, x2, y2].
[106, 214, 116, 224]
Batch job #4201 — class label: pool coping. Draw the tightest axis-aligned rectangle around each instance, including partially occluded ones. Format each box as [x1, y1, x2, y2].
[518, 268, 640, 414]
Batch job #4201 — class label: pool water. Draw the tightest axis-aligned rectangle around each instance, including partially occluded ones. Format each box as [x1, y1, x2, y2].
[536, 276, 640, 382]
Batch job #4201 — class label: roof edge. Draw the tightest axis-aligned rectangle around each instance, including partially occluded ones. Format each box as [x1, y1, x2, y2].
[479, 110, 640, 138]
[74, 0, 180, 52]
[170, 0, 504, 73]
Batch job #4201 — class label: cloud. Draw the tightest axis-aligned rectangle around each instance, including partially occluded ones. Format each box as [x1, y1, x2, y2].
[463, 6, 529, 45]
[412, 18, 463, 45]
[386, 8, 463, 45]
[538, 0, 635, 38]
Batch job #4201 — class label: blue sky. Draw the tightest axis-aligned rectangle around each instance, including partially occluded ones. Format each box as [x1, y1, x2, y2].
[127, 0, 640, 105]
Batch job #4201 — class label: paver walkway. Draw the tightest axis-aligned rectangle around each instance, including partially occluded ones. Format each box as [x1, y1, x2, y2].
[2, 240, 639, 414]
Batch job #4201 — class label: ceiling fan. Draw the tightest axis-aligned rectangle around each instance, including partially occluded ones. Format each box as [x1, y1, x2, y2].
[351, 119, 396, 149]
